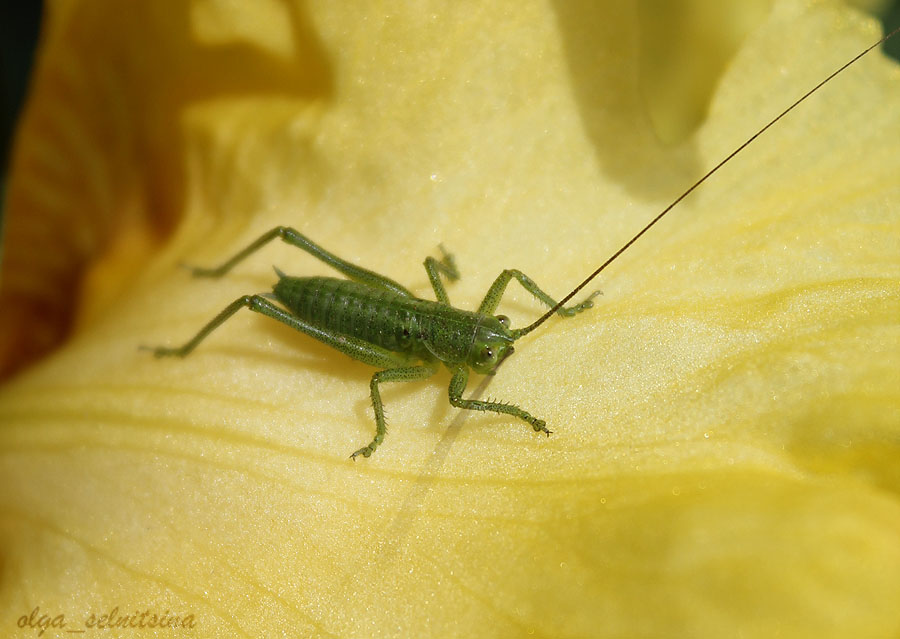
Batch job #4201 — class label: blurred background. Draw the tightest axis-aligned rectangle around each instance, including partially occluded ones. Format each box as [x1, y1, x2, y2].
[2, 0, 899, 211]
[1, 2, 42, 191]
[0, 0, 897, 380]
[0, 0, 898, 272]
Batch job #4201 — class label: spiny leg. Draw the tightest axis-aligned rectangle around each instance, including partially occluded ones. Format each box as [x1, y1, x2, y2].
[144, 295, 414, 371]
[423, 244, 459, 304]
[186, 226, 413, 297]
[142, 296, 262, 359]
[477, 268, 600, 316]
[447, 366, 550, 436]
[144, 295, 433, 459]
[352, 364, 439, 460]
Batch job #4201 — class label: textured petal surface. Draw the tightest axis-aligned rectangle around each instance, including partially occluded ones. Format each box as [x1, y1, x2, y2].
[1, 1, 899, 637]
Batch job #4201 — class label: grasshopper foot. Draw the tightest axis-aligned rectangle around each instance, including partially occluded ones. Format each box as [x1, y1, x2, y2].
[437, 244, 460, 281]
[139, 344, 186, 359]
[560, 289, 602, 316]
[350, 445, 375, 460]
[531, 418, 552, 436]
[178, 261, 224, 278]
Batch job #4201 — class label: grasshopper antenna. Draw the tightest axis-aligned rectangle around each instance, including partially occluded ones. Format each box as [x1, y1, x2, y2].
[515, 25, 900, 339]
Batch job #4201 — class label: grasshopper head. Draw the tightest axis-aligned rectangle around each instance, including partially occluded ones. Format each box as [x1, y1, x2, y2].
[468, 315, 516, 375]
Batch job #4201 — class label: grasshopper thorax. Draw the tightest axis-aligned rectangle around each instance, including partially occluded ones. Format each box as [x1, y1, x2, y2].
[467, 314, 516, 375]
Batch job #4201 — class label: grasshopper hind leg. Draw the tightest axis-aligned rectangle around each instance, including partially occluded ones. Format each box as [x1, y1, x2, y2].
[144, 293, 439, 460]
[183, 226, 414, 297]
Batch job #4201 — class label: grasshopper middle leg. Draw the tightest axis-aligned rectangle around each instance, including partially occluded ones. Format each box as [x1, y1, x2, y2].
[353, 364, 439, 460]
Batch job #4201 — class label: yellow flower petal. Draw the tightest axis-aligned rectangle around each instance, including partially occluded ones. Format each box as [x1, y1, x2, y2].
[2, 1, 899, 637]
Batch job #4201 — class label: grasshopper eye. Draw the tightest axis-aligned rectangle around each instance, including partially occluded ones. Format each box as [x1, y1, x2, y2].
[495, 315, 510, 328]
[480, 346, 494, 363]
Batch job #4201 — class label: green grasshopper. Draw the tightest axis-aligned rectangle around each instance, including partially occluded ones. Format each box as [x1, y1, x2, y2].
[146, 227, 599, 459]
[146, 27, 898, 459]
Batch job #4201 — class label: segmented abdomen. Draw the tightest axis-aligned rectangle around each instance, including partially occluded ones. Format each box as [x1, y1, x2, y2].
[271, 276, 477, 361]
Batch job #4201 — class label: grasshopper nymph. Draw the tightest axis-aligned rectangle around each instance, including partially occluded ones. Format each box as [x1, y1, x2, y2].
[146, 27, 899, 459]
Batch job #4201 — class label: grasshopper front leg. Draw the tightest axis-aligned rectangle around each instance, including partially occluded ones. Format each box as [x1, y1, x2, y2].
[447, 366, 550, 436]
[477, 268, 600, 316]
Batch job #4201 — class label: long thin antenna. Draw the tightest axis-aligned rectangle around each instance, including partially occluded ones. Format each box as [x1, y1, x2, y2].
[515, 25, 900, 339]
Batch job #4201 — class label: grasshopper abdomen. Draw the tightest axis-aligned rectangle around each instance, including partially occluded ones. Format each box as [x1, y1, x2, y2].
[272, 274, 480, 366]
